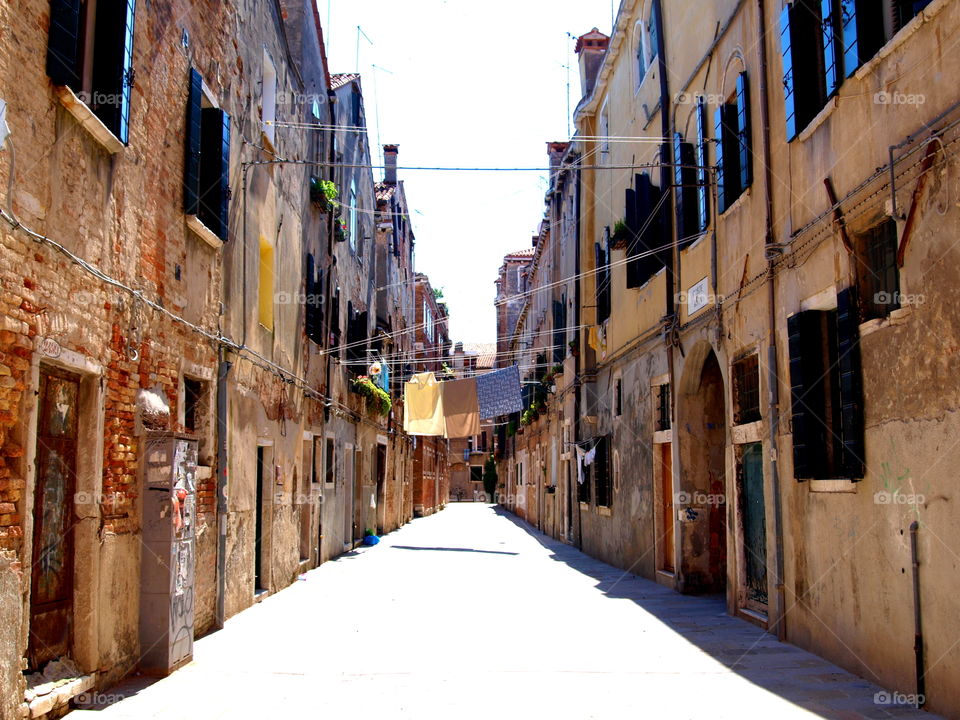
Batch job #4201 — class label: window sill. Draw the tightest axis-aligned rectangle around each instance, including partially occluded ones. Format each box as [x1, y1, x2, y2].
[56, 85, 124, 154]
[731, 420, 763, 444]
[653, 429, 672, 444]
[859, 306, 913, 338]
[186, 215, 224, 249]
[854, 0, 948, 83]
[597, 505, 612, 517]
[794, 96, 839, 144]
[680, 231, 709, 253]
[809, 478, 858, 493]
[719, 187, 751, 218]
[579, 501, 591, 510]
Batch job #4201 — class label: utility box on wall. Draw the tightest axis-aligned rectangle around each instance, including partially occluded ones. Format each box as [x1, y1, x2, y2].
[139, 434, 198, 675]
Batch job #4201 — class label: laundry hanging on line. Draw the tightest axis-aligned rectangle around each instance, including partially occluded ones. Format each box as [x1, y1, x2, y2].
[476, 364, 523, 419]
[403, 372, 445, 436]
[441, 377, 481, 439]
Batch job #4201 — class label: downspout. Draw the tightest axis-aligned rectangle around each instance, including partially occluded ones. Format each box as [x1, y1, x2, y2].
[323, 88, 337, 423]
[573, 159, 583, 549]
[910, 520, 925, 708]
[214, 355, 232, 629]
[653, 0, 680, 585]
[756, 0, 787, 641]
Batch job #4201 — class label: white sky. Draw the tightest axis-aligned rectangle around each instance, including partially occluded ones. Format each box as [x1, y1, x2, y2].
[320, 0, 613, 343]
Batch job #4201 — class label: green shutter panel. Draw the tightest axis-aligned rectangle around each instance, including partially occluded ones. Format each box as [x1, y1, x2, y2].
[552, 299, 566, 365]
[714, 106, 727, 212]
[788, 311, 828, 479]
[695, 98, 710, 231]
[46, 0, 81, 87]
[836, 287, 865, 478]
[736, 73, 752, 191]
[780, 4, 800, 141]
[91, 0, 137, 143]
[822, 0, 840, 95]
[184, 68, 203, 215]
[199, 108, 230, 241]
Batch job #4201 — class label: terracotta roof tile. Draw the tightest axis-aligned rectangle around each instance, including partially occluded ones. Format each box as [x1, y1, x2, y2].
[329, 73, 360, 90]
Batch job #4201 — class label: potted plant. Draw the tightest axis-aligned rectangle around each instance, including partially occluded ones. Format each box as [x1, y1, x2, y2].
[611, 219, 630, 249]
[335, 217, 348, 243]
[551, 363, 564, 376]
[351, 376, 392, 417]
[310, 177, 339, 212]
[568, 338, 580, 357]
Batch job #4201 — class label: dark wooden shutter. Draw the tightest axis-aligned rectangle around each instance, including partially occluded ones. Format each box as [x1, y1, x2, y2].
[673, 134, 697, 247]
[735, 73, 752, 192]
[199, 108, 231, 241]
[841, 0, 884, 77]
[595, 437, 611, 507]
[695, 98, 710, 232]
[822, 0, 840, 96]
[627, 173, 664, 287]
[46, 0, 81, 87]
[184, 69, 203, 215]
[91, 0, 137, 143]
[787, 310, 829, 479]
[306, 253, 324, 345]
[625, 187, 638, 236]
[836, 287, 864, 478]
[552, 299, 566, 365]
[595, 242, 610, 323]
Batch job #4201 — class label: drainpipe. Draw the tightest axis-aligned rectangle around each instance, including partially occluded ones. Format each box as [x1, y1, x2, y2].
[652, 0, 681, 586]
[910, 521, 925, 708]
[214, 355, 232, 629]
[756, 0, 787, 641]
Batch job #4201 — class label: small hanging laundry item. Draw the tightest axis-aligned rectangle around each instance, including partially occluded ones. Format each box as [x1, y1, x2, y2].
[441, 377, 481, 439]
[476, 364, 523, 419]
[403, 372, 446, 436]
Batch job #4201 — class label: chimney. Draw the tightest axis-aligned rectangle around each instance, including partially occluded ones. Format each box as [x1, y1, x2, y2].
[383, 144, 399, 184]
[576, 28, 610, 98]
[546, 141, 570, 186]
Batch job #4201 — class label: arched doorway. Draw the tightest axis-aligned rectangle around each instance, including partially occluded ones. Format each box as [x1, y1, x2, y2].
[676, 345, 727, 594]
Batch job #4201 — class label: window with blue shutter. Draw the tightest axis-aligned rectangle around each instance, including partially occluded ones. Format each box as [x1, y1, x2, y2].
[836, 287, 864, 479]
[822, 0, 840, 96]
[46, 0, 81, 87]
[735, 73, 752, 192]
[780, 2, 827, 142]
[695, 98, 710, 232]
[46, 0, 137, 144]
[673, 133, 698, 247]
[198, 108, 231, 241]
[627, 173, 666, 287]
[184, 69, 203, 216]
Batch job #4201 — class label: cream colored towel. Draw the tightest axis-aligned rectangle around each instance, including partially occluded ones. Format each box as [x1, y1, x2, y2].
[403, 372, 446, 436]
[441, 377, 480, 439]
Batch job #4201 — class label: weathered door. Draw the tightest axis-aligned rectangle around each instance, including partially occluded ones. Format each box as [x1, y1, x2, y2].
[739, 442, 768, 607]
[29, 366, 80, 668]
[659, 443, 675, 573]
[255, 447, 265, 591]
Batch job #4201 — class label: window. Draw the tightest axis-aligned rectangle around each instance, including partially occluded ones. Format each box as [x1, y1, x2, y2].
[855, 219, 900, 321]
[261, 51, 277, 145]
[595, 436, 612, 508]
[184, 68, 231, 241]
[655, 382, 671, 431]
[324, 437, 335, 485]
[732, 354, 761, 425]
[634, 22, 647, 84]
[599, 103, 610, 160]
[258, 236, 275, 330]
[553, 298, 566, 365]
[645, 3, 660, 67]
[715, 73, 752, 212]
[183, 377, 203, 433]
[470, 466, 483, 483]
[348, 179, 358, 254]
[614, 378, 623, 417]
[627, 172, 668, 288]
[46, 0, 138, 144]
[595, 236, 611, 323]
[577, 452, 592, 503]
[673, 132, 698, 247]
[312, 437, 323, 483]
[516, 462, 523, 487]
[787, 287, 864, 480]
[305, 253, 324, 344]
[695, 98, 710, 232]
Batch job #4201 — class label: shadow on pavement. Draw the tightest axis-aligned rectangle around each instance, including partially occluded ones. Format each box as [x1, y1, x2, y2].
[390, 544, 518, 556]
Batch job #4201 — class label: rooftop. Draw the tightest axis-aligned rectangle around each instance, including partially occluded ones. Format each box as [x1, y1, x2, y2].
[329, 73, 360, 90]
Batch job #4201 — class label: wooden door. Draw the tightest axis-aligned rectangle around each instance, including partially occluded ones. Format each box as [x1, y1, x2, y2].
[659, 443, 675, 573]
[29, 367, 80, 668]
[739, 442, 768, 607]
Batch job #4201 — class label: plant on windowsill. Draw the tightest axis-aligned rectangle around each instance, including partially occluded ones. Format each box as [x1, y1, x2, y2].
[610, 220, 630, 250]
[335, 218, 348, 243]
[521, 408, 535, 426]
[568, 338, 579, 357]
[351, 376, 392, 416]
[551, 363, 563, 375]
[310, 177, 339, 212]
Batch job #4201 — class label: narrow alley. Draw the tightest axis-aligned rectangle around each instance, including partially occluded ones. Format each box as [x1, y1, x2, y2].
[67, 505, 936, 720]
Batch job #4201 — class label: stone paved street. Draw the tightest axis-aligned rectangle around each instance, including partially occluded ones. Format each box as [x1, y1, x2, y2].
[67, 505, 939, 720]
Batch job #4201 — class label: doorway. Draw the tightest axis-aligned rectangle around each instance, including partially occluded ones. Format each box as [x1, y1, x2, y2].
[29, 366, 80, 668]
[738, 442, 768, 611]
[254, 446, 265, 592]
[375, 443, 386, 535]
[657, 442, 675, 573]
[343, 445, 353, 547]
[677, 347, 728, 594]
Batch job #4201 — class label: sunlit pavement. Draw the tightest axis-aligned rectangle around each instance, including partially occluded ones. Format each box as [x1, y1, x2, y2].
[66, 504, 938, 720]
